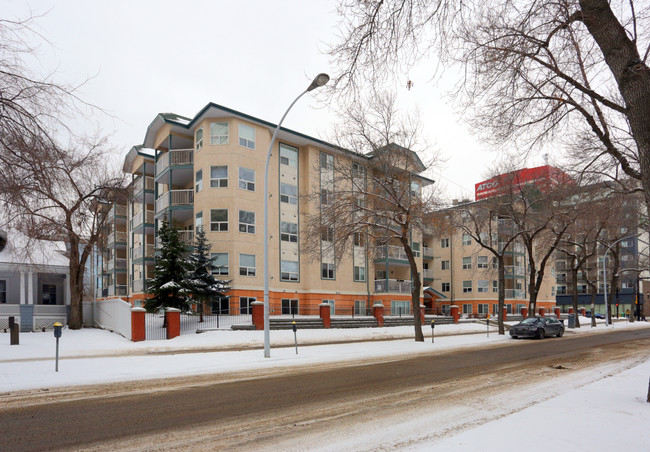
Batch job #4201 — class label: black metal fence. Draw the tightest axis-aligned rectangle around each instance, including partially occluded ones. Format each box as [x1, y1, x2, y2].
[181, 312, 252, 332]
[145, 312, 166, 340]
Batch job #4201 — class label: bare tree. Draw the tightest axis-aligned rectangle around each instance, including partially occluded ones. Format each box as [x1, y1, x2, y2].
[445, 201, 523, 335]
[0, 16, 125, 329]
[303, 93, 442, 342]
[329, 1, 650, 212]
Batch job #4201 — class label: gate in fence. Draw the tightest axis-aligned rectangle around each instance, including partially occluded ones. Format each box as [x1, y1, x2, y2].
[145, 312, 167, 340]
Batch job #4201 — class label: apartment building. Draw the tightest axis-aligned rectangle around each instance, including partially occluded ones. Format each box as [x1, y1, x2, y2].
[425, 209, 556, 317]
[554, 191, 649, 316]
[97, 103, 434, 316]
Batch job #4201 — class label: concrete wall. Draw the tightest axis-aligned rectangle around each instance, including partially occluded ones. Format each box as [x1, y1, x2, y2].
[95, 298, 132, 340]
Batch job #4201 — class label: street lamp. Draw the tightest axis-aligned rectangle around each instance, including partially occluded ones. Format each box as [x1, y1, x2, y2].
[603, 233, 641, 326]
[263, 73, 329, 358]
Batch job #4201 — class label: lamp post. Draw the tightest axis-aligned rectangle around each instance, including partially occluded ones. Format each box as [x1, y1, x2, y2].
[263, 73, 329, 358]
[603, 233, 640, 327]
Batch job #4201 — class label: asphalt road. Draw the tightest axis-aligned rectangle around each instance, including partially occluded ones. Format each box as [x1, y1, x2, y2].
[2, 328, 649, 452]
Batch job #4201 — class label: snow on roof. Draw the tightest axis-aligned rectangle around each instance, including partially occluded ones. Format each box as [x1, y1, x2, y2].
[0, 230, 68, 269]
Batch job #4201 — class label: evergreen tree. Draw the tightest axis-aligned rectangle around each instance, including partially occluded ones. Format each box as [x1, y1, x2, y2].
[185, 227, 230, 321]
[144, 217, 192, 314]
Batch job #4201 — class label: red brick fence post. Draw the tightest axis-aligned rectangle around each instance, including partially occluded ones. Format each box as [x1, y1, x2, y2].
[251, 301, 264, 330]
[166, 308, 180, 339]
[131, 307, 146, 342]
[373, 303, 385, 327]
[451, 305, 459, 324]
[319, 303, 331, 328]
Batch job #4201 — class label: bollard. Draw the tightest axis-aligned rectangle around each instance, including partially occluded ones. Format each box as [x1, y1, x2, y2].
[487, 313, 490, 338]
[292, 321, 298, 355]
[431, 320, 435, 343]
[53, 322, 63, 372]
[9, 316, 19, 345]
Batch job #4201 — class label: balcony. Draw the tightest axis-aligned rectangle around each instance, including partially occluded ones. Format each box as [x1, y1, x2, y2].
[155, 229, 194, 247]
[132, 244, 155, 260]
[132, 176, 154, 194]
[107, 230, 127, 245]
[375, 245, 409, 261]
[155, 189, 194, 212]
[107, 205, 127, 222]
[107, 258, 127, 271]
[422, 247, 434, 259]
[504, 265, 525, 277]
[505, 289, 526, 299]
[155, 149, 193, 176]
[132, 210, 154, 229]
[423, 269, 434, 280]
[132, 279, 150, 293]
[499, 242, 525, 253]
[375, 279, 412, 293]
[107, 285, 128, 297]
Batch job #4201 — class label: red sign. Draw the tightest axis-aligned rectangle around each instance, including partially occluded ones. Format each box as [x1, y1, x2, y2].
[474, 166, 571, 201]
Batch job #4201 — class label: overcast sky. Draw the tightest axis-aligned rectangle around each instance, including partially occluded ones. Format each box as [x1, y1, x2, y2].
[5, 0, 550, 200]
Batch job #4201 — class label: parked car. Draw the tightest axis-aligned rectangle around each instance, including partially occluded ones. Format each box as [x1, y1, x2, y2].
[585, 311, 605, 319]
[509, 317, 565, 339]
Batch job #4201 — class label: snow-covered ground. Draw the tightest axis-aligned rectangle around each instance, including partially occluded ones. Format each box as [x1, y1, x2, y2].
[2, 317, 649, 451]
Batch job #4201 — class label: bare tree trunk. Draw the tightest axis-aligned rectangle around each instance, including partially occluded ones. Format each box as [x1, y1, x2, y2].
[571, 264, 581, 328]
[497, 257, 505, 335]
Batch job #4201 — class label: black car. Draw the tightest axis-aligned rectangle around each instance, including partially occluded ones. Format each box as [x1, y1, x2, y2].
[509, 317, 565, 339]
[585, 311, 605, 319]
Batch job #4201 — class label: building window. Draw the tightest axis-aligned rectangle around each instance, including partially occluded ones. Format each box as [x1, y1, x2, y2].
[195, 169, 203, 193]
[410, 180, 420, 198]
[392, 300, 410, 316]
[516, 304, 526, 314]
[195, 211, 203, 231]
[477, 256, 488, 269]
[239, 254, 256, 276]
[353, 232, 365, 247]
[238, 210, 255, 234]
[412, 242, 420, 257]
[320, 152, 334, 169]
[280, 221, 298, 242]
[281, 298, 299, 315]
[463, 280, 472, 293]
[492, 257, 498, 268]
[492, 280, 498, 292]
[321, 227, 334, 242]
[0, 280, 6, 303]
[622, 254, 630, 261]
[195, 127, 203, 151]
[322, 262, 335, 279]
[281, 260, 299, 281]
[441, 282, 450, 292]
[578, 284, 587, 294]
[441, 238, 449, 248]
[354, 300, 366, 315]
[42, 284, 57, 305]
[622, 240, 633, 247]
[441, 260, 450, 270]
[551, 286, 556, 296]
[212, 296, 229, 314]
[462, 257, 472, 269]
[280, 183, 298, 204]
[238, 124, 255, 149]
[478, 280, 489, 293]
[211, 253, 228, 275]
[462, 233, 472, 246]
[210, 166, 228, 188]
[463, 303, 472, 314]
[280, 143, 298, 167]
[477, 304, 489, 314]
[238, 167, 255, 191]
[354, 266, 366, 282]
[557, 285, 566, 295]
[210, 122, 228, 145]
[210, 209, 228, 232]
[240, 296, 255, 314]
[321, 188, 333, 205]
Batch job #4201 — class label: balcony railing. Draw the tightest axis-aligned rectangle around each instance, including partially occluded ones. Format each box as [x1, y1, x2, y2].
[155, 229, 194, 248]
[107, 258, 127, 271]
[499, 242, 525, 253]
[132, 244, 155, 260]
[107, 230, 127, 245]
[133, 176, 154, 194]
[423, 269, 434, 279]
[504, 265, 525, 276]
[375, 279, 412, 293]
[422, 247, 434, 259]
[155, 148, 193, 176]
[107, 285, 128, 296]
[107, 205, 127, 221]
[375, 245, 409, 261]
[505, 289, 526, 299]
[132, 210, 154, 229]
[155, 189, 194, 212]
[132, 279, 150, 293]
